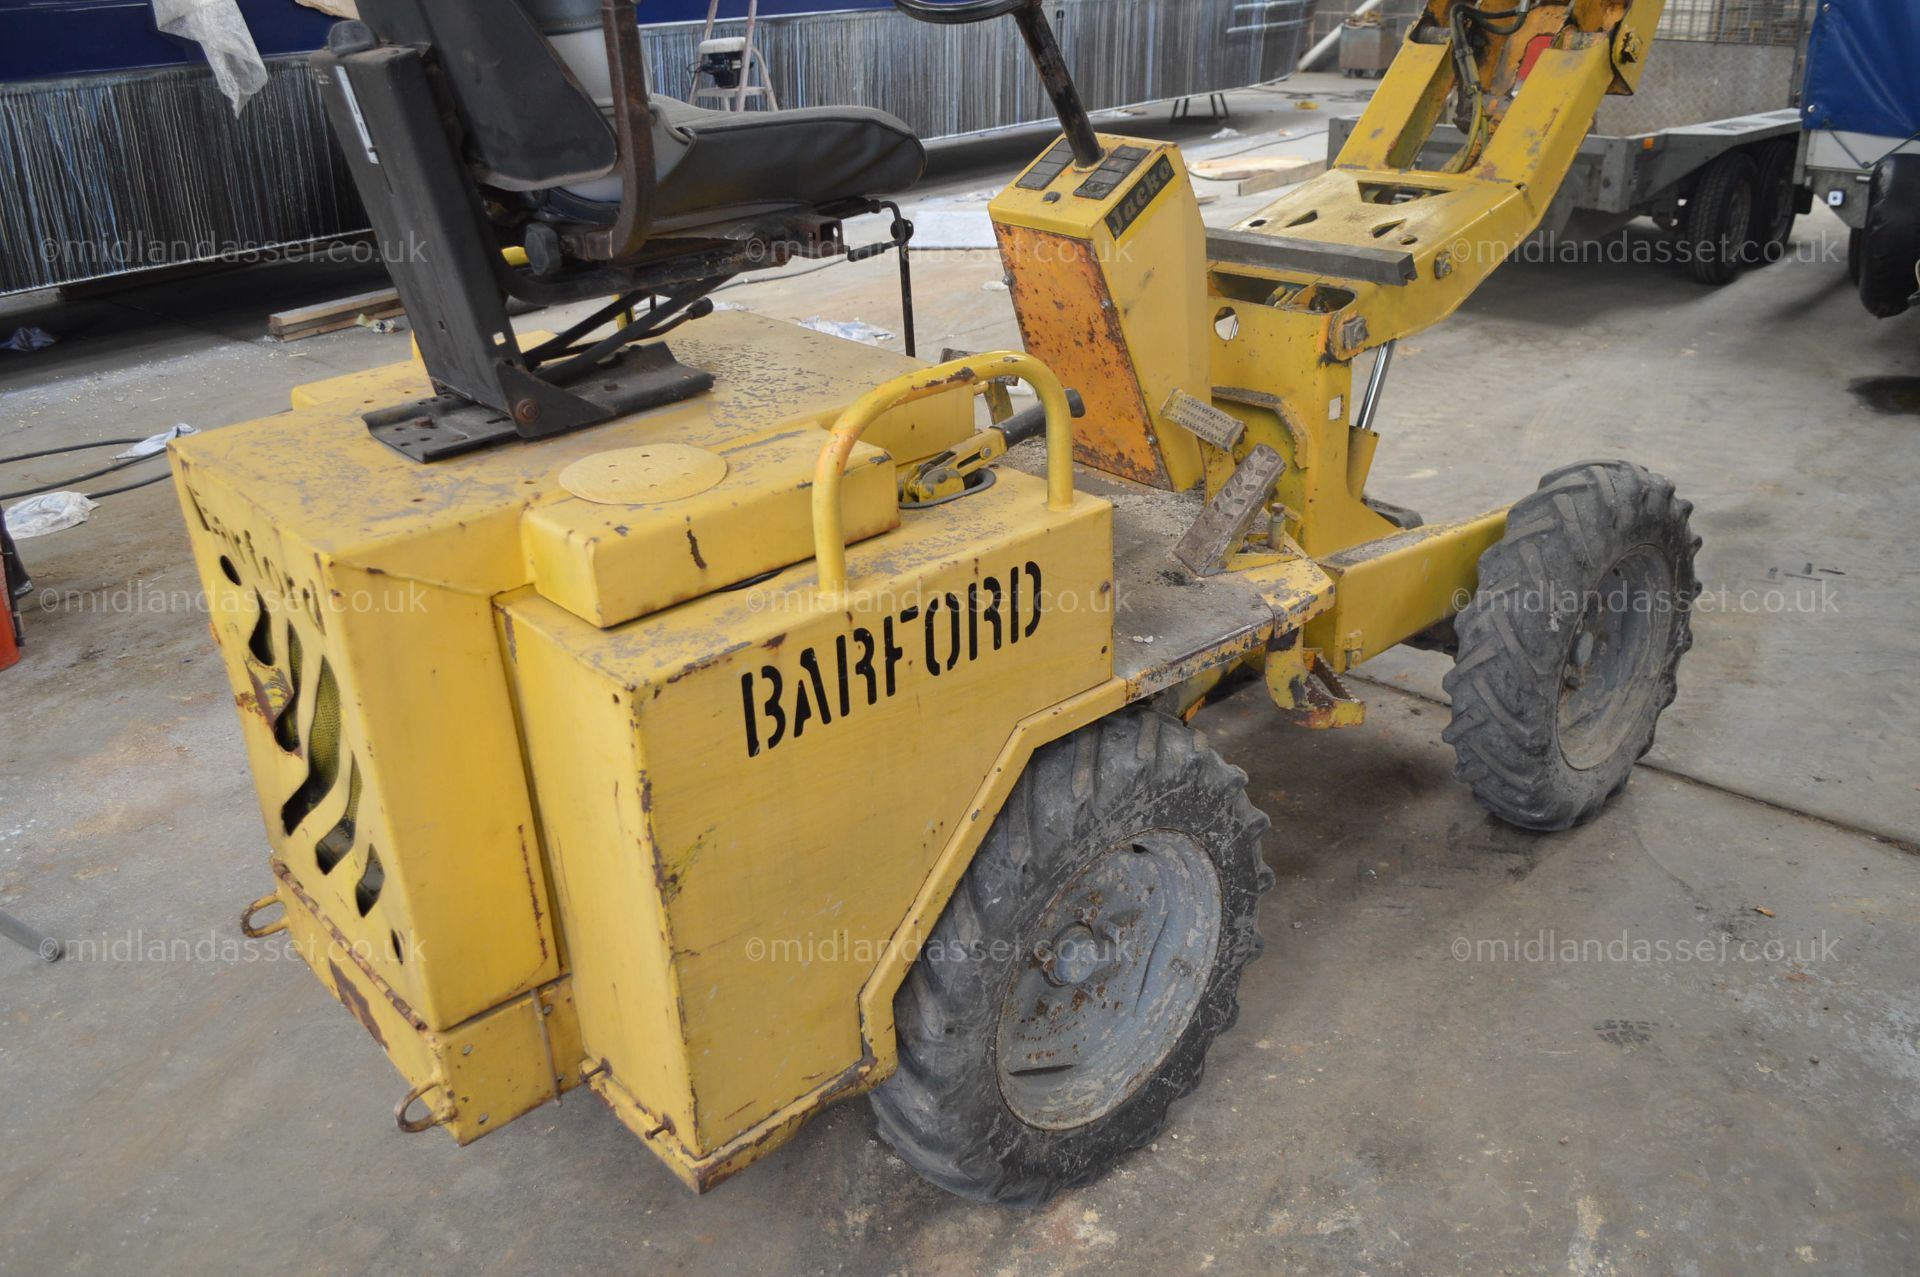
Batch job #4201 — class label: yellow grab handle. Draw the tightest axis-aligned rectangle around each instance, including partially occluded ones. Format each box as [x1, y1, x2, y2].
[813, 352, 1076, 603]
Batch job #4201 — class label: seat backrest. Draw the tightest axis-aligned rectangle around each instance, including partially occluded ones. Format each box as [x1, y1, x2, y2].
[359, 0, 616, 191]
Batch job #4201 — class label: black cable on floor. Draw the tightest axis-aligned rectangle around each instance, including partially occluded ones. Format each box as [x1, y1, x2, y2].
[0, 455, 161, 502]
[0, 453, 165, 503]
[81, 471, 174, 500]
[0, 438, 147, 466]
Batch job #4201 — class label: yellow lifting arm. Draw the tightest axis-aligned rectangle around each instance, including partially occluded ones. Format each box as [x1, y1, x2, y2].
[1214, 0, 1666, 357]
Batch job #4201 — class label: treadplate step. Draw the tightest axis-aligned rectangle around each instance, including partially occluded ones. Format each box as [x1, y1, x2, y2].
[1172, 444, 1287, 576]
[1161, 389, 1245, 450]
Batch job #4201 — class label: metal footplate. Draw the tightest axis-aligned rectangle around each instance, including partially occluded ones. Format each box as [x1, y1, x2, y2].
[1161, 389, 1245, 451]
[365, 343, 714, 463]
[1172, 444, 1287, 577]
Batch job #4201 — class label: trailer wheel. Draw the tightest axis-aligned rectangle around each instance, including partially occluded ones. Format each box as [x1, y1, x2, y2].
[1682, 152, 1758, 285]
[871, 709, 1271, 1205]
[1443, 462, 1699, 832]
[1857, 155, 1920, 318]
[1749, 139, 1798, 266]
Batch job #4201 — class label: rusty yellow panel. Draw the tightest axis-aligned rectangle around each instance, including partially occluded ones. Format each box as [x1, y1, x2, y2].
[523, 429, 900, 629]
[173, 462, 561, 1031]
[173, 310, 974, 1087]
[275, 859, 437, 1086]
[991, 136, 1211, 491]
[1241, 550, 1340, 632]
[438, 977, 582, 1142]
[1305, 509, 1510, 672]
[273, 856, 583, 1145]
[493, 595, 700, 1141]
[1608, 0, 1665, 94]
[499, 467, 1114, 1166]
[994, 225, 1172, 487]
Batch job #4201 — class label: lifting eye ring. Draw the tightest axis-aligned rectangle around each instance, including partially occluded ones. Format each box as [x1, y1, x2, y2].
[395, 1082, 454, 1134]
[239, 893, 288, 939]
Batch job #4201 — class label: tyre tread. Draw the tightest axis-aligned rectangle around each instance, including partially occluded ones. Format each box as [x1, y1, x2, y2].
[1442, 462, 1698, 831]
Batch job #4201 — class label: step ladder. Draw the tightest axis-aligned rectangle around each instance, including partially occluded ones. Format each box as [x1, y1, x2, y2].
[690, 0, 779, 112]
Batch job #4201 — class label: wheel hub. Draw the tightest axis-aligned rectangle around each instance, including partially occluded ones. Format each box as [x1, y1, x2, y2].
[1557, 545, 1675, 771]
[1034, 918, 1125, 988]
[995, 831, 1223, 1131]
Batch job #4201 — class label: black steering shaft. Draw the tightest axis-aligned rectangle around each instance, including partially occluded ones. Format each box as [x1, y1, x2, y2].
[891, 0, 1105, 168]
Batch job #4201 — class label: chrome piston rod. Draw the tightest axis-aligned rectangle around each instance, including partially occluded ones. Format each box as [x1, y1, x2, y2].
[1354, 340, 1397, 433]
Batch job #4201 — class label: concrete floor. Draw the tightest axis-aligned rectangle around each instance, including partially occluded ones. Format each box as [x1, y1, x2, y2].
[3, 77, 1918, 1274]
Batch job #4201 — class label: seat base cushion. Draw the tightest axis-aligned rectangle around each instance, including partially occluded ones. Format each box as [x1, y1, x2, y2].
[554, 96, 926, 233]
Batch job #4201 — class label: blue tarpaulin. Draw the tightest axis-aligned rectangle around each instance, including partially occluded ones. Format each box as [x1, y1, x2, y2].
[0, 0, 895, 84]
[0, 0, 332, 82]
[1802, 0, 1920, 140]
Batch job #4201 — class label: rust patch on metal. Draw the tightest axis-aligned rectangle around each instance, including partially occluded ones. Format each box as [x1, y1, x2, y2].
[996, 223, 1171, 488]
[243, 659, 295, 740]
[664, 637, 754, 686]
[515, 825, 550, 962]
[688, 1055, 877, 1194]
[274, 860, 429, 1031]
[233, 689, 271, 726]
[685, 527, 708, 570]
[328, 958, 388, 1050]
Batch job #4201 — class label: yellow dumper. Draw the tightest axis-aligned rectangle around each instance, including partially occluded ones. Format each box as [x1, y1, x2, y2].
[178, 0, 1696, 1203]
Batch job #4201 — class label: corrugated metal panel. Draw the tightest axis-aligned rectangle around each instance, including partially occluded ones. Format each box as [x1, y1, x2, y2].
[0, 57, 362, 294]
[642, 0, 1315, 138]
[2, 1, 1316, 294]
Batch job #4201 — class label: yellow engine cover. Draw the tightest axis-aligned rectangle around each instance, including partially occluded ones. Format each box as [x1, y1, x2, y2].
[499, 466, 1113, 1187]
[169, 312, 979, 1148]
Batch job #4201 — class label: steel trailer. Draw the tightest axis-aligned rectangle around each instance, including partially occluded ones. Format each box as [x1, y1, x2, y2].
[1327, 1, 1813, 285]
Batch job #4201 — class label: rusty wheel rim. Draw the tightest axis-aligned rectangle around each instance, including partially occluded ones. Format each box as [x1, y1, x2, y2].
[994, 830, 1223, 1131]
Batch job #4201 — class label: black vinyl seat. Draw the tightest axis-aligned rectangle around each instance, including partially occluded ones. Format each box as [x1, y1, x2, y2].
[547, 95, 928, 233]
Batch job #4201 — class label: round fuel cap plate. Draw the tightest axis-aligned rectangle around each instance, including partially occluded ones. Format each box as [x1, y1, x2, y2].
[559, 444, 729, 506]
